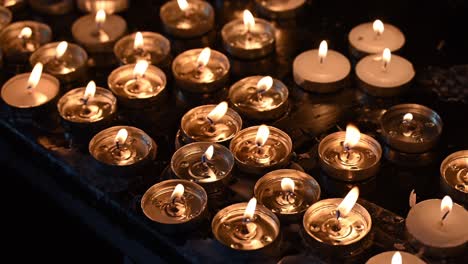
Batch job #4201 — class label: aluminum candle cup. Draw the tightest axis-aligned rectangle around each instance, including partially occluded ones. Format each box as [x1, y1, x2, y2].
[160, 0, 214, 38]
[221, 10, 275, 59]
[229, 76, 289, 121]
[114, 31, 171, 67]
[171, 142, 234, 193]
[366, 251, 426, 264]
[212, 199, 280, 250]
[30, 42, 88, 83]
[254, 0, 305, 19]
[141, 179, 208, 234]
[28, 0, 74, 15]
[77, 0, 129, 13]
[254, 169, 321, 221]
[0, 6, 12, 31]
[380, 104, 442, 153]
[172, 48, 230, 93]
[440, 151, 468, 204]
[230, 125, 293, 175]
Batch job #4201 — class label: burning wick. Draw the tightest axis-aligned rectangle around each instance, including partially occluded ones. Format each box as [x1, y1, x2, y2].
[133, 31, 144, 53]
[339, 124, 361, 165]
[236, 197, 258, 239]
[206, 101, 228, 126]
[27, 63, 43, 91]
[201, 145, 214, 165]
[334, 187, 359, 230]
[243, 9, 255, 42]
[255, 125, 270, 156]
[166, 184, 187, 217]
[177, 0, 189, 14]
[81, 80, 96, 105]
[382, 48, 391, 71]
[318, 40, 328, 64]
[18, 27, 32, 48]
[402, 113, 414, 137]
[55, 41, 68, 61]
[196, 47, 211, 74]
[133, 60, 149, 81]
[95, 10, 110, 42]
[256, 76, 273, 101]
[277, 177, 296, 205]
[440, 195, 453, 225]
[115, 128, 128, 150]
[373, 19, 384, 37]
[391, 251, 402, 264]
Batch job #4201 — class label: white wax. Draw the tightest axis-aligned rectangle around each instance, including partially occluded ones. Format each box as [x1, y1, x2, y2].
[72, 14, 126, 46]
[349, 22, 405, 54]
[366, 251, 426, 264]
[1, 73, 59, 108]
[293, 49, 351, 84]
[356, 54, 414, 88]
[406, 199, 468, 249]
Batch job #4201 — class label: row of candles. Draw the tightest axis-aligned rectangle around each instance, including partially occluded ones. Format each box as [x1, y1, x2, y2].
[1, 0, 467, 261]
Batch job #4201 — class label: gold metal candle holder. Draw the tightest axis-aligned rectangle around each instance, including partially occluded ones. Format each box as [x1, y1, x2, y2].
[160, 0, 215, 38]
[28, 0, 74, 15]
[0, 6, 12, 31]
[77, 0, 129, 13]
[30, 42, 88, 84]
[380, 104, 443, 153]
[229, 75, 289, 121]
[114, 31, 171, 67]
[440, 151, 467, 205]
[230, 125, 293, 175]
[141, 179, 208, 234]
[171, 142, 234, 193]
[254, 0, 306, 19]
[254, 169, 321, 221]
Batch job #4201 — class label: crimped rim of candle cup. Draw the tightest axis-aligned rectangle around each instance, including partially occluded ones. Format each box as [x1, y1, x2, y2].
[303, 198, 372, 246]
[77, 0, 129, 14]
[348, 22, 405, 55]
[114, 31, 171, 65]
[30, 42, 88, 76]
[28, 0, 74, 15]
[1, 72, 60, 108]
[57, 86, 117, 123]
[380, 104, 442, 153]
[254, 0, 306, 19]
[221, 18, 275, 60]
[0, 6, 12, 31]
[365, 251, 426, 264]
[160, 0, 214, 38]
[211, 202, 280, 250]
[254, 169, 321, 215]
[440, 150, 468, 198]
[0, 20, 52, 52]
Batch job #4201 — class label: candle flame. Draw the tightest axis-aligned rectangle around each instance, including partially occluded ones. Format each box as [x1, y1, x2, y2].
[134, 32, 144, 50]
[207, 101, 228, 123]
[255, 125, 270, 147]
[440, 195, 453, 221]
[383, 48, 391, 65]
[95, 9, 106, 24]
[115, 128, 128, 146]
[403, 113, 413, 122]
[133, 60, 149, 78]
[177, 0, 189, 11]
[170, 184, 185, 200]
[83, 81, 96, 100]
[27, 63, 43, 90]
[204, 145, 214, 161]
[281, 177, 295, 193]
[391, 251, 402, 264]
[256, 76, 273, 93]
[318, 40, 328, 63]
[56, 41, 68, 59]
[409, 189, 417, 208]
[343, 124, 361, 149]
[196, 47, 211, 68]
[243, 9, 255, 32]
[19, 27, 32, 39]
[337, 187, 359, 218]
[244, 197, 257, 221]
[373, 19, 384, 35]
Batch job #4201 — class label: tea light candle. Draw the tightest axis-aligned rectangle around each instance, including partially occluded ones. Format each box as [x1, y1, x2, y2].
[72, 9, 127, 53]
[303, 187, 372, 253]
[30, 41, 88, 83]
[356, 48, 415, 97]
[171, 142, 234, 193]
[221, 10, 275, 59]
[254, 169, 321, 220]
[349, 20, 405, 59]
[212, 197, 280, 250]
[380, 104, 443, 153]
[254, 0, 305, 19]
[366, 251, 426, 264]
[0, 6, 12, 31]
[89, 126, 157, 166]
[229, 75, 289, 121]
[77, 0, 129, 13]
[406, 196, 468, 257]
[230, 125, 293, 175]
[108, 60, 167, 108]
[178, 102, 243, 146]
[319, 124, 382, 181]
[293, 40, 351, 93]
[440, 151, 468, 205]
[1, 0, 25, 11]
[172, 47, 230, 93]
[1, 63, 59, 109]
[141, 180, 207, 233]
[29, 0, 74, 15]
[114, 31, 171, 66]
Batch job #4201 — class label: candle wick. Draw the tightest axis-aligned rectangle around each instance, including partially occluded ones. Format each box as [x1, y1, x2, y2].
[336, 209, 341, 220]
[206, 116, 214, 126]
[441, 210, 450, 223]
[201, 155, 208, 166]
[319, 57, 324, 64]
[383, 61, 388, 72]
[115, 141, 121, 150]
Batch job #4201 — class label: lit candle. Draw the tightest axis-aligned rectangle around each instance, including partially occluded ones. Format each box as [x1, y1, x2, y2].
[319, 124, 382, 181]
[0, 6, 12, 31]
[160, 0, 215, 38]
[212, 197, 280, 250]
[114, 31, 171, 66]
[0, 0, 25, 10]
[229, 75, 289, 121]
[405, 195, 468, 257]
[72, 9, 127, 53]
[366, 251, 426, 264]
[77, 0, 129, 13]
[172, 47, 230, 93]
[440, 150, 467, 204]
[348, 19, 405, 59]
[356, 48, 415, 97]
[293, 40, 351, 93]
[254, 0, 306, 19]
[221, 9, 276, 59]
[380, 104, 443, 153]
